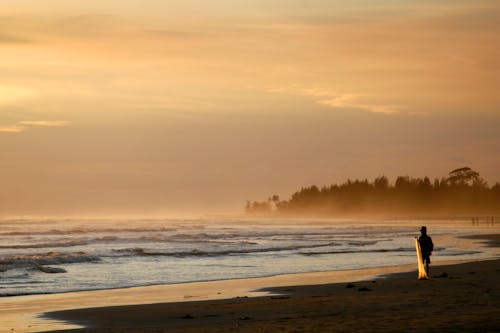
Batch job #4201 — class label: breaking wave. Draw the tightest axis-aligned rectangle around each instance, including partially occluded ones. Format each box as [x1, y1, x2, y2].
[114, 241, 342, 258]
[0, 227, 177, 236]
[0, 251, 100, 272]
[299, 247, 415, 256]
[0, 240, 89, 249]
[0, 235, 259, 250]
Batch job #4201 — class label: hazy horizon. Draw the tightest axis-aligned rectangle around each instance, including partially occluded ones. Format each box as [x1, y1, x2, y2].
[1, 1, 499, 216]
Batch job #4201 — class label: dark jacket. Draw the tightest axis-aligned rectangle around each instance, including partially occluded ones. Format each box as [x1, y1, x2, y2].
[418, 234, 434, 257]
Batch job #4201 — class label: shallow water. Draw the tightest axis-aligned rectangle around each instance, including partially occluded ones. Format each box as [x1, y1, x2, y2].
[0, 217, 498, 296]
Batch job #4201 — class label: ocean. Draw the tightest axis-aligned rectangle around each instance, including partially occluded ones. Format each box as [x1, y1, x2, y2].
[0, 217, 497, 297]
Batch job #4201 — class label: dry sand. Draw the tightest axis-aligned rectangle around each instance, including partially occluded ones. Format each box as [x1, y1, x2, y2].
[39, 235, 500, 333]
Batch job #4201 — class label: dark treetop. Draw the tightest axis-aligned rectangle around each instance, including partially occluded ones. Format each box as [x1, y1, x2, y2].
[246, 167, 500, 217]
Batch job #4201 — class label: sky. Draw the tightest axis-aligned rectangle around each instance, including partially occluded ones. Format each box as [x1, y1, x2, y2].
[0, 0, 499, 216]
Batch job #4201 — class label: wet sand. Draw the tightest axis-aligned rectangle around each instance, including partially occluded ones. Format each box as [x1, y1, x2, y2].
[0, 264, 419, 333]
[42, 258, 500, 332]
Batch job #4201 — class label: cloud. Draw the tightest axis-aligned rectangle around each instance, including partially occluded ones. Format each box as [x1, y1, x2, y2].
[267, 86, 402, 114]
[0, 125, 26, 133]
[19, 120, 71, 127]
[0, 120, 71, 134]
[318, 96, 401, 115]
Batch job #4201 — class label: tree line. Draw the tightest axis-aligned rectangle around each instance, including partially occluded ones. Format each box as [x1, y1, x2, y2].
[245, 167, 500, 217]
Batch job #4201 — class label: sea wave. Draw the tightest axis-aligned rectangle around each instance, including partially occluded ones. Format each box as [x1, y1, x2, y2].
[0, 251, 100, 271]
[299, 247, 416, 256]
[0, 234, 259, 250]
[0, 240, 89, 249]
[113, 241, 342, 258]
[440, 250, 482, 256]
[0, 227, 177, 236]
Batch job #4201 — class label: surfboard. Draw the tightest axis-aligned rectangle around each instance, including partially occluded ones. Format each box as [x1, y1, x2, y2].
[415, 238, 429, 280]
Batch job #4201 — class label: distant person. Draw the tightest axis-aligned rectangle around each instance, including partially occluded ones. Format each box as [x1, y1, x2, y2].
[418, 226, 434, 275]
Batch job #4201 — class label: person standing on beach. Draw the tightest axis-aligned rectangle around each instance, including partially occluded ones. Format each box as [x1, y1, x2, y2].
[418, 226, 434, 275]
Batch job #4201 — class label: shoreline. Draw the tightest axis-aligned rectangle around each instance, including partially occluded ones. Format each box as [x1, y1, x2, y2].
[0, 264, 414, 299]
[0, 233, 498, 333]
[41, 258, 500, 332]
[0, 262, 422, 333]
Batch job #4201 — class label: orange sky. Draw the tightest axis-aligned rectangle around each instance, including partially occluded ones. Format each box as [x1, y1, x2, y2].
[1, 1, 499, 216]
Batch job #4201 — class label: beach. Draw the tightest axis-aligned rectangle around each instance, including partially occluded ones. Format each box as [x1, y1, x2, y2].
[3, 1, 500, 331]
[40, 233, 500, 332]
[40, 257, 499, 332]
[0, 233, 497, 332]
[0, 263, 417, 332]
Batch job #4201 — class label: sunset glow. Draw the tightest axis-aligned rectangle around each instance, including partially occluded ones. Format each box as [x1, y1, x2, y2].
[1, 0, 499, 216]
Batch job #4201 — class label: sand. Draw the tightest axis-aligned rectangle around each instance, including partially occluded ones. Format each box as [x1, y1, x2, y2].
[40, 259, 500, 333]
[2, 234, 498, 333]
[44, 260, 500, 332]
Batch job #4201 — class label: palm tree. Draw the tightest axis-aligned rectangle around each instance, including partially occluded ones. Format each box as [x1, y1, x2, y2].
[446, 167, 480, 186]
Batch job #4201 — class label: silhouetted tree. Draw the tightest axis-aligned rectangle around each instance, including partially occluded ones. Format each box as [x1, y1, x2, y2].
[447, 167, 480, 186]
[374, 176, 389, 190]
[245, 167, 500, 216]
[245, 200, 272, 214]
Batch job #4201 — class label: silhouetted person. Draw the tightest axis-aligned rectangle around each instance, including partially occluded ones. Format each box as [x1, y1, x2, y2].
[418, 226, 433, 275]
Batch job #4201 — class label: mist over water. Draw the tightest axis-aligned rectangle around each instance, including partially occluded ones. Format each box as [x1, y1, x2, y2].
[0, 218, 497, 296]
